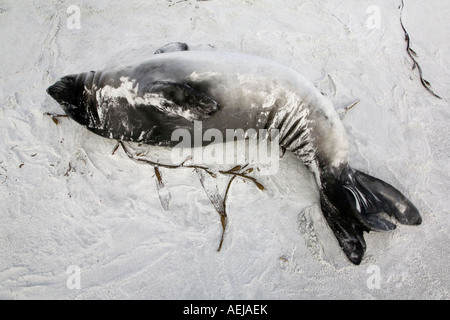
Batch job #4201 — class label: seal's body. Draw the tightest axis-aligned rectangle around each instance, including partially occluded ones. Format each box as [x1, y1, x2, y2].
[47, 43, 422, 264]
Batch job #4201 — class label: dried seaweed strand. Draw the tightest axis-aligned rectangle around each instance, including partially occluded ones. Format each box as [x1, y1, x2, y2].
[217, 175, 236, 252]
[119, 142, 265, 188]
[118, 141, 266, 251]
[119, 141, 214, 175]
[44, 112, 68, 125]
[219, 166, 265, 191]
[154, 166, 164, 187]
[399, 0, 442, 99]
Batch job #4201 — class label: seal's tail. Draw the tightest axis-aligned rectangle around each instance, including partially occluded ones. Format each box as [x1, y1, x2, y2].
[320, 166, 421, 265]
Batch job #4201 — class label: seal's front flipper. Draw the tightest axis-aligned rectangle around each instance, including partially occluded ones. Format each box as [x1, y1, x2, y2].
[154, 42, 189, 54]
[142, 81, 219, 121]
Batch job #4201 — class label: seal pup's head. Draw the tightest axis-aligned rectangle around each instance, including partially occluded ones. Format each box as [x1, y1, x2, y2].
[47, 74, 92, 126]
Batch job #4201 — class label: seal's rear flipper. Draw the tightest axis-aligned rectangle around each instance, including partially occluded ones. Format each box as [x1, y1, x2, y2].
[351, 169, 422, 226]
[320, 192, 367, 265]
[320, 166, 422, 264]
[154, 42, 189, 54]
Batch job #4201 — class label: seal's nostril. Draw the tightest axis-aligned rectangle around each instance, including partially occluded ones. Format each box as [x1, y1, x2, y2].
[47, 84, 57, 97]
